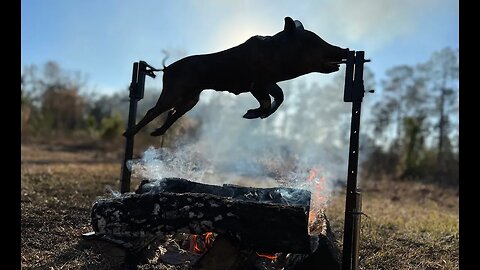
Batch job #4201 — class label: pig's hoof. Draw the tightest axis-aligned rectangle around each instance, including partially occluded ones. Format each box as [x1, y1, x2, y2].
[243, 109, 261, 119]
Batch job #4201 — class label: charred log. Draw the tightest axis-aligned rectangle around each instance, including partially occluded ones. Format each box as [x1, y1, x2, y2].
[137, 178, 311, 207]
[283, 212, 341, 270]
[92, 178, 312, 253]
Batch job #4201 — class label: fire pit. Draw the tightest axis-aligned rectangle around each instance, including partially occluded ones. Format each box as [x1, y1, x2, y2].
[83, 47, 371, 269]
[86, 178, 340, 269]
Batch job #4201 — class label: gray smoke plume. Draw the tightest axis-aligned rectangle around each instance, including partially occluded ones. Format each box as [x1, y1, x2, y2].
[127, 74, 358, 209]
[128, 145, 207, 182]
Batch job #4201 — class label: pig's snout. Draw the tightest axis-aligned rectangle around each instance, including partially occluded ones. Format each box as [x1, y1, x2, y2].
[318, 47, 349, 73]
[328, 47, 349, 63]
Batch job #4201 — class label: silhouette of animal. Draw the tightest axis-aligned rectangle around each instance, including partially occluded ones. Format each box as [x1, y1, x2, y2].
[123, 17, 348, 137]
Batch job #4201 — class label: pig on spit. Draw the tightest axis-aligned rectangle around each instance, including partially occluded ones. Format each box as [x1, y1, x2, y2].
[123, 17, 348, 137]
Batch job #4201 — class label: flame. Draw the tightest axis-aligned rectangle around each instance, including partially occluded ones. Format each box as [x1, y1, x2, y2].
[190, 232, 216, 254]
[307, 167, 328, 231]
[204, 232, 214, 247]
[190, 233, 278, 261]
[191, 234, 202, 253]
[308, 167, 318, 182]
[256, 252, 278, 260]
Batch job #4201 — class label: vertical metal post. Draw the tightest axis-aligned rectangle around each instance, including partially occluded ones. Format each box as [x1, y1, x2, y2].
[342, 100, 362, 270]
[342, 51, 367, 270]
[120, 62, 140, 193]
[119, 61, 158, 194]
[352, 190, 362, 270]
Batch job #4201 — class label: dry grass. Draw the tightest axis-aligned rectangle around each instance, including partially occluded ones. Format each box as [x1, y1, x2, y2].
[326, 180, 458, 270]
[21, 144, 122, 269]
[21, 142, 459, 269]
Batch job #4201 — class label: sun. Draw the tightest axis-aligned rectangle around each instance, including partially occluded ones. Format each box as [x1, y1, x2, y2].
[210, 18, 277, 52]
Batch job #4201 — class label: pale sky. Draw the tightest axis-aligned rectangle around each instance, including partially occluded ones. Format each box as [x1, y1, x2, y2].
[21, 0, 459, 95]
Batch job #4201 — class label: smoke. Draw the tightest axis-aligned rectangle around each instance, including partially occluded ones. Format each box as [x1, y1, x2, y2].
[104, 185, 121, 198]
[128, 147, 335, 213]
[127, 78, 352, 210]
[128, 145, 208, 182]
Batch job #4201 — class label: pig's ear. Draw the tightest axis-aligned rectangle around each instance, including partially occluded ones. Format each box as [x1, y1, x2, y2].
[284, 17, 297, 34]
[294, 20, 304, 30]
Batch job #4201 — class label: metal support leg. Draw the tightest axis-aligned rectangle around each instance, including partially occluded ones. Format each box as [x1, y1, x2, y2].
[120, 99, 138, 193]
[341, 51, 370, 270]
[119, 61, 160, 193]
[342, 101, 362, 270]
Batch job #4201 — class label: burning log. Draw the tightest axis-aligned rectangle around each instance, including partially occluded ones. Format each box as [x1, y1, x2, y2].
[282, 212, 341, 270]
[92, 178, 312, 253]
[136, 178, 311, 206]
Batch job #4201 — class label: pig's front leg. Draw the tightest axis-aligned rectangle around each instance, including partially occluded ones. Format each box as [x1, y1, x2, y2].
[262, 83, 284, 118]
[243, 85, 271, 119]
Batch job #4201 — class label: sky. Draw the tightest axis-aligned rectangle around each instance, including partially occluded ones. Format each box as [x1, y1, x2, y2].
[21, 0, 459, 96]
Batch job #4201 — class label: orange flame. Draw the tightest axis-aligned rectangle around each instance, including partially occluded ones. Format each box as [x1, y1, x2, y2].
[204, 232, 214, 247]
[307, 167, 328, 230]
[256, 252, 278, 260]
[191, 234, 202, 253]
[190, 232, 216, 254]
[308, 168, 318, 182]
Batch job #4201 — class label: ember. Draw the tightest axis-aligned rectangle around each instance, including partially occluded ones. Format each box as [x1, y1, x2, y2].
[190, 232, 215, 253]
[256, 252, 278, 261]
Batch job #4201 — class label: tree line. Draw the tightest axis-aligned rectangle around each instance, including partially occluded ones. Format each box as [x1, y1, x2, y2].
[365, 47, 458, 185]
[21, 47, 458, 186]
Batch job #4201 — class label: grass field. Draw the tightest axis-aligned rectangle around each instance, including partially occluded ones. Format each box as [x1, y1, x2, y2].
[21, 142, 459, 269]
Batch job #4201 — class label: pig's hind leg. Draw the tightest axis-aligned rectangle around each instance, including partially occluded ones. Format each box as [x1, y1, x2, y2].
[150, 94, 200, 136]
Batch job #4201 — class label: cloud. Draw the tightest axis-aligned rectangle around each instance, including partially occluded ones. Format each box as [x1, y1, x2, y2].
[186, 0, 457, 53]
[304, 0, 455, 51]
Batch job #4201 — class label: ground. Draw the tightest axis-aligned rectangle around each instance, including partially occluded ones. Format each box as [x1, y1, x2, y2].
[21, 142, 459, 269]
